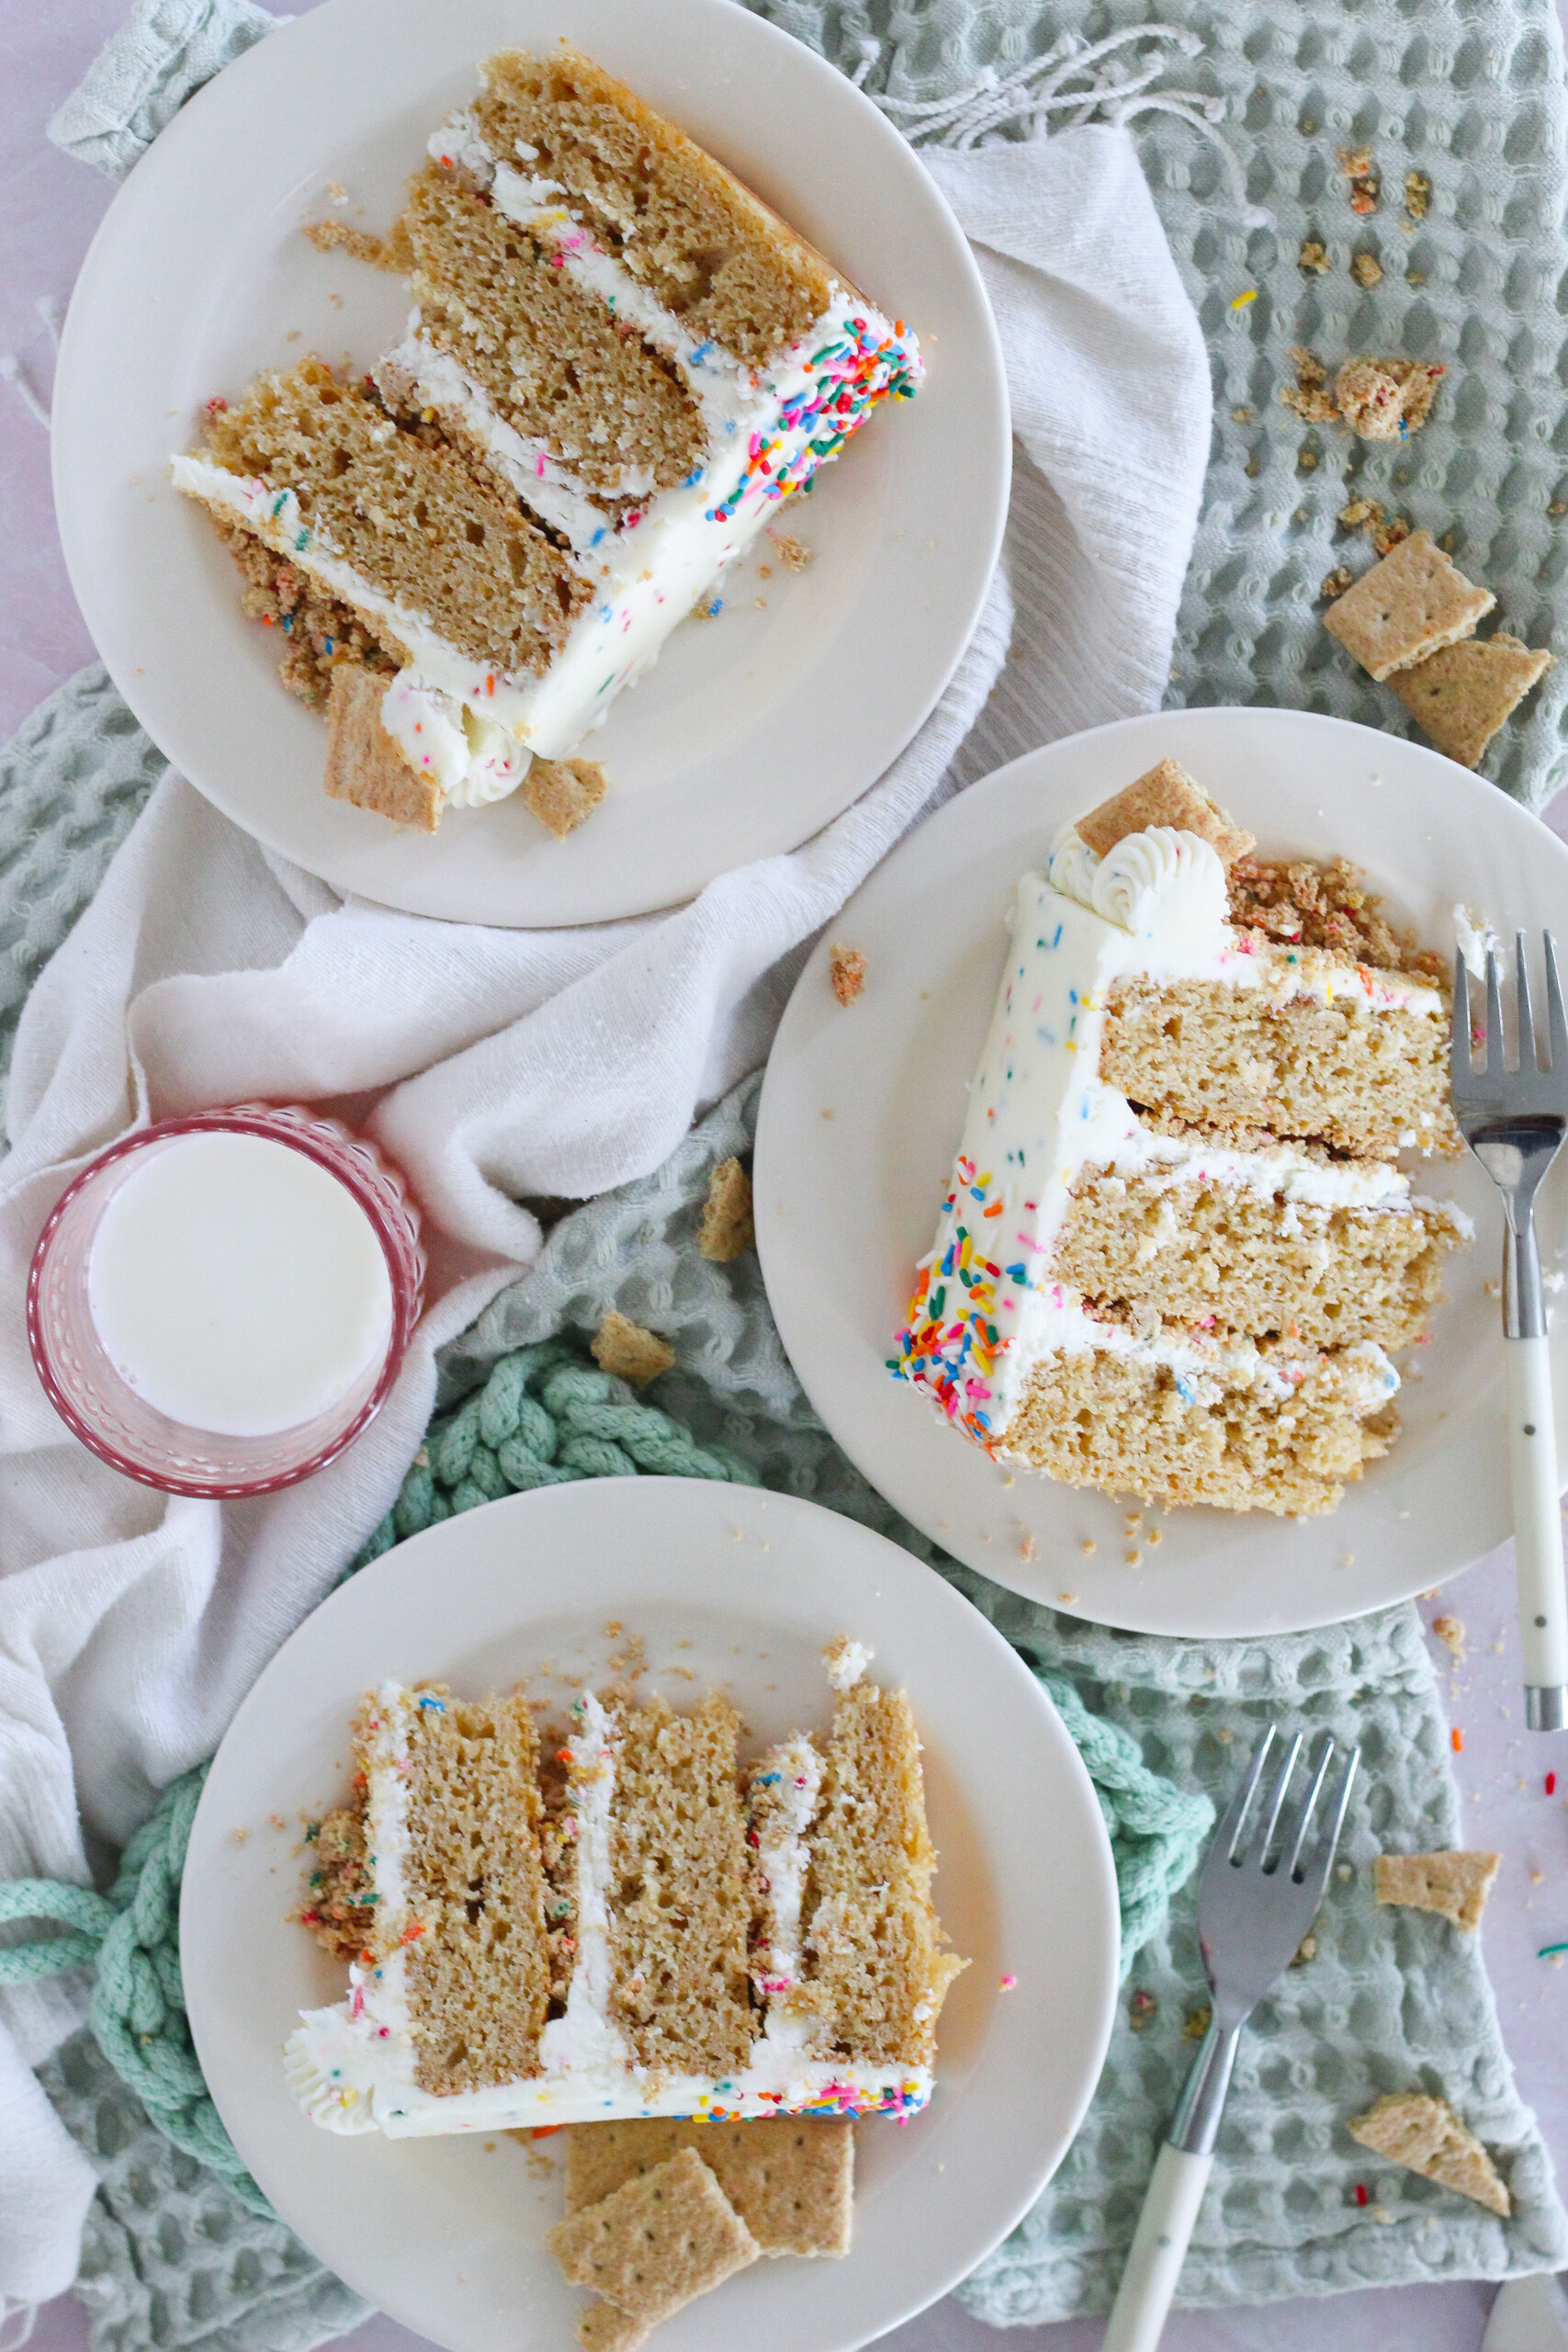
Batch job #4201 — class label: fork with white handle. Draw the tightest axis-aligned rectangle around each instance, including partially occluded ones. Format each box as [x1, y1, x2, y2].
[1450, 933, 1568, 1731]
[1103, 1725, 1359, 2352]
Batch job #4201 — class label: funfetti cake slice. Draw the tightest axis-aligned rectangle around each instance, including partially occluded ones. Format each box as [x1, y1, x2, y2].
[173, 47, 920, 833]
[892, 760, 1469, 1517]
[288, 1645, 964, 2134]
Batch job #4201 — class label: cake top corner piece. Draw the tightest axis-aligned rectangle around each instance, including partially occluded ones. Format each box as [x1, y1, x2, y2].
[1075, 757, 1256, 869]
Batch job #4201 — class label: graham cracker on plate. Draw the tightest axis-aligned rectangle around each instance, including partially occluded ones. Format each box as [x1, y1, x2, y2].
[525, 757, 610, 839]
[1348, 2091, 1509, 2216]
[563, 2116, 854, 2257]
[591, 1311, 675, 1387]
[547, 2145, 761, 2324]
[1323, 530, 1495, 681]
[697, 1158, 755, 1263]
[575, 2305, 648, 2352]
[1387, 634, 1552, 767]
[1374, 1850, 1499, 1931]
[322, 664, 442, 831]
[1076, 759, 1255, 867]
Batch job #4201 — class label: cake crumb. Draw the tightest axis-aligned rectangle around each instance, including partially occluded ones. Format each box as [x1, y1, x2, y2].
[1125, 1549, 1143, 1566]
[591, 1311, 674, 1387]
[1335, 356, 1446, 442]
[1338, 145, 1381, 213]
[1080, 1538, 1097, 1555]
[1293, 1932, 1318, 1965]
[1184, 2004, 1213, 2038]
[1128, 1989, 1158, 2032]
[1019, 1534, 1036, 1561]
[1404, 170, 1432, 220]
[1231, 404, 1254, 422]
[1431, 1612, 1466, 1661]
[771, 535, 812, 572]
[524, 758, 609, 840]
[829, 945, 866, 1006]
[301, 219, 408, 271]
[1321, 566, 1356, 601]
[697, 1158, 755, 1262]
[1057, 1592, 1079, 1605]
[1350, 252, 1383, 288]
[1298, 239, 1331, 272]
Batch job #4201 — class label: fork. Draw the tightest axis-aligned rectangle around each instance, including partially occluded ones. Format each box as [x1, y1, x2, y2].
[1451, 933, 1568, 1731]
[1103, 1725, 1360, 2352]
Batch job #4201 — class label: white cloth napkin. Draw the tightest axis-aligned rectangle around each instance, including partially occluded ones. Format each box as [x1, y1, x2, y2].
[0, 121, 1209, 2305]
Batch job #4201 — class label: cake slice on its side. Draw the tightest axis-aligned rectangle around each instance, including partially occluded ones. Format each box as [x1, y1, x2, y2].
[287, 1646, 963, 2136]
[175, 47, 921, 833]
[893, 758, 1469, 1516]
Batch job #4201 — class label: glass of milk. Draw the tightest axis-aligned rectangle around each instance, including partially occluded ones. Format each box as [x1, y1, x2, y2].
[28, 1104, 425, 1496]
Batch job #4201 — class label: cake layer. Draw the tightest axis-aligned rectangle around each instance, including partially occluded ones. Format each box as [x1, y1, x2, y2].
[1101, 974, 1456, 1159]
[469, 49, 837, 368]
[1055, 1168, 1465, 1349]
[605, 1692, 753, 2077]
[1002, 1345, 1397, 1515]
[402, 161, 707, 503]
[193, 358, 589, 674]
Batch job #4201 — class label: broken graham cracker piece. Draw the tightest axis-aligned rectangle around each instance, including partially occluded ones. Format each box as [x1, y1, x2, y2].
[576, 2306, 648, 2352]
[591, 1311, 674, 1386]
[697, 1158, 755, 1263]
[1374, 1850, 1499, 1931]
[563, 2117, 854, 2259]
[322, 664, 443, 831]
[1388, 634, 1552, 768]
[547, 2145, 761, 2324]
[1348, 2092, 1509, 2216]
[1334, 356, 1446, 442]
[1077, 758, 1255, 868]
[524, 758, 610, 840]
[1323, 531, 1495, 682]
[829, 945, 865, 1006]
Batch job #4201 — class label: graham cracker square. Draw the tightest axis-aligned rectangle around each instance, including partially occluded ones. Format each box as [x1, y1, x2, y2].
[1348, 2091, 1509, 2216]
[564, 2116, 854, 2257]
[547, 2145, 760, 2323]
[1077, 759, 1255, 867]
[322, 664, 443, 831]
[1387, 633, 1552, 767]
[1374, 1850, 1498, 1931]
[697, 1159, 755, 1263]
[591, 1311, 674, 1387]
[1323, 531, 1495, 680]
[524, 757, 609, 839]
[575, 2304, 648, 2352]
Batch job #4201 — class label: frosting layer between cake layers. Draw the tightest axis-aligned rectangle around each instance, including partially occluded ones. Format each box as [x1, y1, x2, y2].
[174, 87, 920, 814]
[286, 1684, 931, 2136]
[893, 823, 1450, 1452]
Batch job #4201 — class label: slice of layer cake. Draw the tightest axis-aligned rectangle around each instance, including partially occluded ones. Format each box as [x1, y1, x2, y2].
[893, 760, 1469, 1516]
[288, 1645, 963, 2135]
[173, 47, 920, 833]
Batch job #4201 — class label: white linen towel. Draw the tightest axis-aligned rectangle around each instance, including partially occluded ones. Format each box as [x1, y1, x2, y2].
[0, 121, 1209, 2304]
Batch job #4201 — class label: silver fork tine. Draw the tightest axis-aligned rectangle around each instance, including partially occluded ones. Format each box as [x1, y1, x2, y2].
[1248, 1731, 1303, 1865]
[1280, 1734, 1337, 1882]
[1517, 932, 1538, 1072]
[1451, 951, 1476, 1088]
[1214, 1724, 1276, 1863]
[1486, 944, 1507, 1072]
[1547, 932, 1567, 1076]
[1298, 1745, 1360, 1904]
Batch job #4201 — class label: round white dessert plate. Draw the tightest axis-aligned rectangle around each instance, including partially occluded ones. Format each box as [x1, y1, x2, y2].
[182, 1478, 1118, 2352]
[754, 704, 1568, 1640]
[51, 0, 1008, 930]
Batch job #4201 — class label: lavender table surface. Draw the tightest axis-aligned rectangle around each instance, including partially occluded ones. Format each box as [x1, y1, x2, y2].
[6, 6, 1568, 2349]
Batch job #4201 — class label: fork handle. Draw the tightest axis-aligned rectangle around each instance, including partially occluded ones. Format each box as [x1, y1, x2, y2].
[1102, 2143, 1213, 2352]
[1507, 1336, 1568, 1725]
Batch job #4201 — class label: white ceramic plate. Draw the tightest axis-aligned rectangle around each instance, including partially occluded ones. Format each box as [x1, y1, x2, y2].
[181, 1478, 1118, 2352]
[754, 706, 1568, 1640]
[51, 0, 1008, 930]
